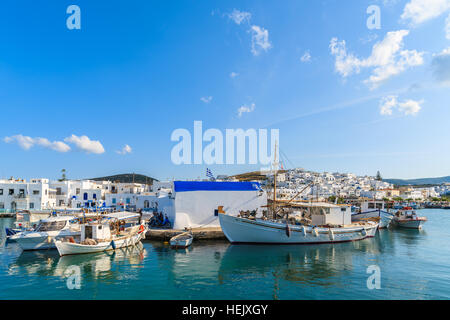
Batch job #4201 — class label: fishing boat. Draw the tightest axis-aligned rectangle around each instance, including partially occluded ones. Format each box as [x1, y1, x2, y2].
[54, 212, 147, 256]
[351, 201, 394, 229]
[393, 207, 427, 229]
[170, 231, 193, 248]
[219, 207, 378, 245]
[10, 216, 81, 250]
[218, 142, 378, 245]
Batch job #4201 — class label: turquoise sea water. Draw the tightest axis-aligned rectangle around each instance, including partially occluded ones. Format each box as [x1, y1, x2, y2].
[1, 209, 450, 300]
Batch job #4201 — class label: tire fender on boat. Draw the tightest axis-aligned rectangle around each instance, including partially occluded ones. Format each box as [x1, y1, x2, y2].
[313, 227, 319, 237]
[361, 227, 367, 237]
[301, 226, 307, 237]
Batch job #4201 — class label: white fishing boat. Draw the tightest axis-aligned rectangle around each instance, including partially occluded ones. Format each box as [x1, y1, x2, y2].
[219, 210, 378, 245]
[393, 207, 427, 229]
[54, 212, 147, 256]
[10, 216, 80, 251]
[351, 201, 394, 229]
[218, 143, 378, 245]
[170, 231, 193, 248]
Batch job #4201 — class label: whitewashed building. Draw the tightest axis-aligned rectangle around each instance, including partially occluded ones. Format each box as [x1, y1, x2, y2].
[0, 178, 54, 211]
[158, 181, 267, 230]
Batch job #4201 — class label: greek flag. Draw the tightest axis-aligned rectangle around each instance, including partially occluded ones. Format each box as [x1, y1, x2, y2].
[206, 168, 215, 180]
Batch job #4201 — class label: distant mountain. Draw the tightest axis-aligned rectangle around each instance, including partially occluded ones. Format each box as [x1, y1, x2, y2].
[90, 173, 157, 185]
[384, 176, 450, 186]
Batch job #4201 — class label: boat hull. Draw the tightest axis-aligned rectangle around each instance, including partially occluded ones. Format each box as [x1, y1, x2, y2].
[12, 231, 80, 251]
[55, 231, 145, 256]
[394, 218, 426, 229]
[170, 238, 193, 248]
[218, 214, 378, 244]
[352, 210, 394, 229]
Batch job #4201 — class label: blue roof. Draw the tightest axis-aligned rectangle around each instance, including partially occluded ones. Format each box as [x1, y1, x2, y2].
[174, 181, 262, 192]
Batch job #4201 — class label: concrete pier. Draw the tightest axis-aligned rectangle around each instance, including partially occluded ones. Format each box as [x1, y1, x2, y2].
[145, 227, 226, 241]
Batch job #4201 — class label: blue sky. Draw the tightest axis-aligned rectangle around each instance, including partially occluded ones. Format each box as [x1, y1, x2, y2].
[0, 0, 449, 181]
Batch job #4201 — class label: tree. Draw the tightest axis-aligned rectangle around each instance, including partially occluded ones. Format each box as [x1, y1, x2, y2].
[376, 171, 382, 181]
[59, 169, 67, 182]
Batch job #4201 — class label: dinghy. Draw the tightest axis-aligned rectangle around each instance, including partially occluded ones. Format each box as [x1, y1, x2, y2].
[170, 231, 193, 248]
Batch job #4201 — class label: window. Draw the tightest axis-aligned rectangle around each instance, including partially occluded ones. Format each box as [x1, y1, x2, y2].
[9, 189, 14, 195]
[36, 220, 67, 232]
[83, 193, 88, 200]
[29, 203, 34, 209]
[214, 209, 219, 216]
[112, 198, 116, 204]
[144, 200, 150, 208]
[368, 203, 375, 209]
[0, 203, 4, 209]
[19, 189, 25, 195]
[76, 188, 80, 195]
[126, 198, 131, 204]
[93, 193, 97, 199]
[56, 188, 62, 195]
[33, 190, 39, 195]
[0, 189, 3, 195]
[376, 203, 383, 209]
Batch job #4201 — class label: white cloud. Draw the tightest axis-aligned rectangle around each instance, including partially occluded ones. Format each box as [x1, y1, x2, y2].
[398, 99, 423, 115]
[300, 51, 311, 63]
[432, 47, 450, 84]
[380, 96, 398, 115]
[330, 30, 424, 88]
[200, 96, 213, 104]
[64, 135, 105, 154]
[116, 144, 132, 155]
[4, 135, 71, 152]
[379, 95, 423, 116]
[237, 103, 256, 117]
[401, 0, 450, 26]
[228, 9, 251, 25]
[230, 72, 239, 78]
[250, 25, 272, 56]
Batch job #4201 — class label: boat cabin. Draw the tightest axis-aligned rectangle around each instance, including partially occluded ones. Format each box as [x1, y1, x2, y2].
[360, 200, 385, 212]
[306, 203, 352, 226]
[35, 216, 75, 232]
[81, 223, 111, 241]
[396, 207, 417, 219]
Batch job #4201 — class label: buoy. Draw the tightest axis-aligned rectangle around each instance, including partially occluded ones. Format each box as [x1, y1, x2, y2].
[329, 229, 334, 241]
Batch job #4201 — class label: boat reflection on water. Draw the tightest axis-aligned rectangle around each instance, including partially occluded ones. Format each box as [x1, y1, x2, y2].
[217, 239, 383, 297]
[8, 243, 147, 282]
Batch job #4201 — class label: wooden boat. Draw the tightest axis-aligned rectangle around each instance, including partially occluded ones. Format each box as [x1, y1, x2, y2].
[54, 212, 147, 256]
[393, 207, 427, 229]
[219, 213, 378, 244]
[170, 231, 193, 248]
[218, 143, 378, 245]
[351, 201, 394, 229]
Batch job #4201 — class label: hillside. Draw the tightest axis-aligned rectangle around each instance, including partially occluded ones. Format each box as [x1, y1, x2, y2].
[384, 176, 450, 186]
[90, 173, 157, 185]
[230, 170, 287, 182]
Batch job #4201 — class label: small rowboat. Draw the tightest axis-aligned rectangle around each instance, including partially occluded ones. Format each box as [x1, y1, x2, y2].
[170, 232, 193, 249]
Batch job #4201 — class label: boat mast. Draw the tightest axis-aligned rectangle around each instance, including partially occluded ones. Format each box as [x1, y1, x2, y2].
[272, 140, 278, 219]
